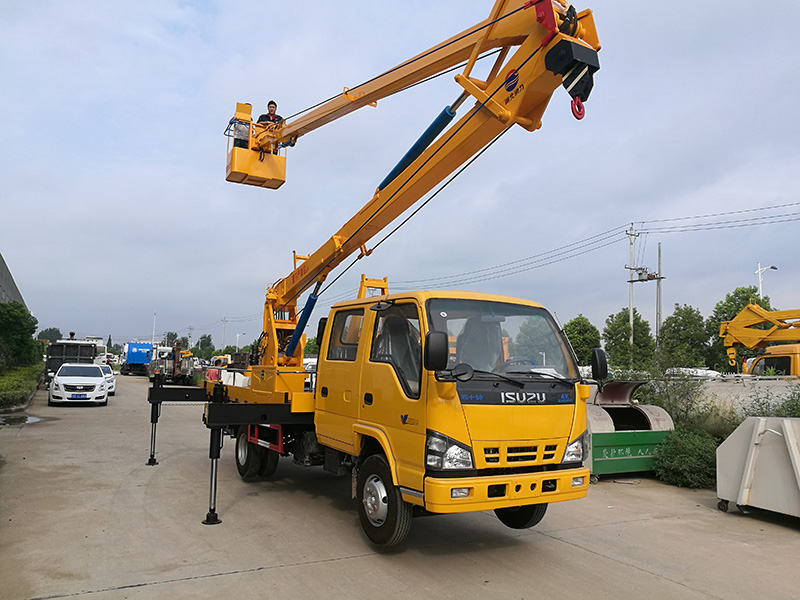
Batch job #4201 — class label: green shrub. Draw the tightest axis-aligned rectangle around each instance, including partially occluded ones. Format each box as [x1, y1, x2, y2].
[0, 364, 44, 410]
[653, 427, 718, 489]
[741, 384, 800, 419]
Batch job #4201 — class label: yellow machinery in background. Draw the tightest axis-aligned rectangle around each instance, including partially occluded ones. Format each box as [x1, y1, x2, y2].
[720, 304, 800, 373]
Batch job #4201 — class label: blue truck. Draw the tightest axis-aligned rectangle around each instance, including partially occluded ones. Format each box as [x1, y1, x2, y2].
[121, 342, 153, 376]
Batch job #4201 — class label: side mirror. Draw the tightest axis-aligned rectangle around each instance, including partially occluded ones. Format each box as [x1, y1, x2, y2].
[316, 317, 328, 354]
[424, 331, 449, 371]
[590, 348, 608, 381]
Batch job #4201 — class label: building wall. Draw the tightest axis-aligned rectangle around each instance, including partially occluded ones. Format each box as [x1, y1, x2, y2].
[0, 253, 26, 306]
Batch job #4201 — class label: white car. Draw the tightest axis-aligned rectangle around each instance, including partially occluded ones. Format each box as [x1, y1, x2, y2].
[100, 364, 116, 396]
[48, 363, 109, 406]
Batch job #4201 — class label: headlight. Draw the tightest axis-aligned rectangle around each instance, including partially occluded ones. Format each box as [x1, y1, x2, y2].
[426, 431, 474, 470]
[52, 379, 60, 390]
[562, 431, 586, 464]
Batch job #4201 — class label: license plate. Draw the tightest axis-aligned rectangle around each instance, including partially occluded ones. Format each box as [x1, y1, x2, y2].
[71, 393, 87, 399]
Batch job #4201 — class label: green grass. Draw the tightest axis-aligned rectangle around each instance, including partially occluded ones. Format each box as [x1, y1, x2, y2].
[0, 363, 44, 410]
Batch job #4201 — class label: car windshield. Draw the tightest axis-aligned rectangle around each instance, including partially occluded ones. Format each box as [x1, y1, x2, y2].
[59, 365, 103, 378]
[426, 298, 579, 379]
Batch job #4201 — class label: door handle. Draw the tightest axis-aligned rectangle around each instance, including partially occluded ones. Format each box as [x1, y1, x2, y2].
[364, 392, 373, 405]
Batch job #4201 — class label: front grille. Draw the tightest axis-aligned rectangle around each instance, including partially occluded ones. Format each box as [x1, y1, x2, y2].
[64, 384, 96, 392]
[480, 441, 563, 467]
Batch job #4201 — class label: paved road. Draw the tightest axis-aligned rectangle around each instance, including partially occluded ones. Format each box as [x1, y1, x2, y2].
[1, 376, 798, 599]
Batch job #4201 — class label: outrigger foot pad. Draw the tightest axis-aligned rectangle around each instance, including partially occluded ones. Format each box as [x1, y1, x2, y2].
[202, 511, 221, 525]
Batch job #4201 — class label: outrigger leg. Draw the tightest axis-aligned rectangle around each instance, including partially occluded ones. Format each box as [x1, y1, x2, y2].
[203, 426, 223, 525]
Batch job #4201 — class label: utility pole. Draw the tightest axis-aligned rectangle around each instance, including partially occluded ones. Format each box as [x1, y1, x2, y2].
[656, 243, 663, 342]
[625, 226, 639, 367]
[625, 228, 665, 365]
[152, 312, 157, 346]
[221, 317, 228, 349]
[187, 325, 193, 349]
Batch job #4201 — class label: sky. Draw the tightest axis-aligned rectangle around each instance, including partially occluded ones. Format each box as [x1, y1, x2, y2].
[1, 1, 798, 351]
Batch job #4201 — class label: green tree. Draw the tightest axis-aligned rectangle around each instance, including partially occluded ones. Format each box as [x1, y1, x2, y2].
[305, 337, 319, 356]
[657, 304, 707, 369]
[511, 315, 564, 367]
[163, 331, 178, 346]
[705, 286, 772, 372]
[190, 345, 215, 360]
[178, 336, 190, 349]
[564, 314, 601, 365]
[0, 301, 40, 368]
[198, 334, 213, 351]
[38, 327, 62, 343]
[602, 308, 655, 370]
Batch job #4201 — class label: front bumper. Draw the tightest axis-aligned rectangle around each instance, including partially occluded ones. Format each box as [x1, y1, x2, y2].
[50, 390, 108, 403]
[421, 466, 590, 514]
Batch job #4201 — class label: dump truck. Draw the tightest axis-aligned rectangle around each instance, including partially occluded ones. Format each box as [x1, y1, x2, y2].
[121, 342, 153, 376]
[150, 0, 605, 546]
[45, 336, 98, 386]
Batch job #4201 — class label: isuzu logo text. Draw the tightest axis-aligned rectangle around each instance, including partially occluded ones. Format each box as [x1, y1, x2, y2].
[501, 391, 547, 404]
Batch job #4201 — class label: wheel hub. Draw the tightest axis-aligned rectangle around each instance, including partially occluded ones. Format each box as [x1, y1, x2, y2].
[362, 474, 389, 526]
[237, 439, 248, 465]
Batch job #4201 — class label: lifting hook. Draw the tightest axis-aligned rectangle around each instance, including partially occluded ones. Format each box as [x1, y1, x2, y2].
[571, 96, 585, 120]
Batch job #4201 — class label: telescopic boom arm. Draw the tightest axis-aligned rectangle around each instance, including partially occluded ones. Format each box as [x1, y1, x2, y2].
[225, 0, 601, 370]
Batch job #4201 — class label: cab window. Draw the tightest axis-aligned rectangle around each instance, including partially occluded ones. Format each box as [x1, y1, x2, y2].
[752, 356, 791, 376]
[370, 304, 422, 398]
[326, 309, 363, 362]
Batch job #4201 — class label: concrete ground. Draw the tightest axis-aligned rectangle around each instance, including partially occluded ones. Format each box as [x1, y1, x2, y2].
[1, 376, 798, 600]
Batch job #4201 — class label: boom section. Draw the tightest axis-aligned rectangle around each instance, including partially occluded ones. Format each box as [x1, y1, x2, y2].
[270, 2, 600, 308]
[226, 0, 600, 186]
[720, 304, 800, 365]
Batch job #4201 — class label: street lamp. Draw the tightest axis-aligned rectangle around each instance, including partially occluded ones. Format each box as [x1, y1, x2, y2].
[235, 332, 246, 351]
[755, 262, 778, 299]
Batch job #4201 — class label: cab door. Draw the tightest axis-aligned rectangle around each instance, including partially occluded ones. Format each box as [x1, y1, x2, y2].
[358, 301, 426, 493]
[315, 307, 366, 454]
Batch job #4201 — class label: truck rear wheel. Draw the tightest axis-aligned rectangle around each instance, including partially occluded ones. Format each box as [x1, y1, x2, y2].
[258, 448, 279, 478]
[357, 454, 412, 547]
[236, 428, 264, 480]
[494, 503, 548, 529]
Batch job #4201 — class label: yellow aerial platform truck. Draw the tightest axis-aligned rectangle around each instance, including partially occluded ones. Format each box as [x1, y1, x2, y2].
[149, 0, 605, 546]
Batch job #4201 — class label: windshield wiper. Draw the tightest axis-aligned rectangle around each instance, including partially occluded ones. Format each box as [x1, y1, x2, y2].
[446, 363, 524, 388]
[472, 369, 525, 388]
[515, 370, 576, 386]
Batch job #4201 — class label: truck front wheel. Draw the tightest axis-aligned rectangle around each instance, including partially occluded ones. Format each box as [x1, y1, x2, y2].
[236, 428, 264, 480]
[357, 454, 412, 546]
[494, 503, 548, 529]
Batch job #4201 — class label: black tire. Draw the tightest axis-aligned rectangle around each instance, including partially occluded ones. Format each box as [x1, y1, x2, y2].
[258, 448, 280, 478]
[718, 499, 729, 512]
[357, 454, 412, 547]
[494, 503, 548, 529]
[236, 428, 264, 480]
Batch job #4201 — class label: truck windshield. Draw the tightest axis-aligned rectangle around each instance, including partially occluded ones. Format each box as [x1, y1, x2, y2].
[426, 298, 579, 379]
